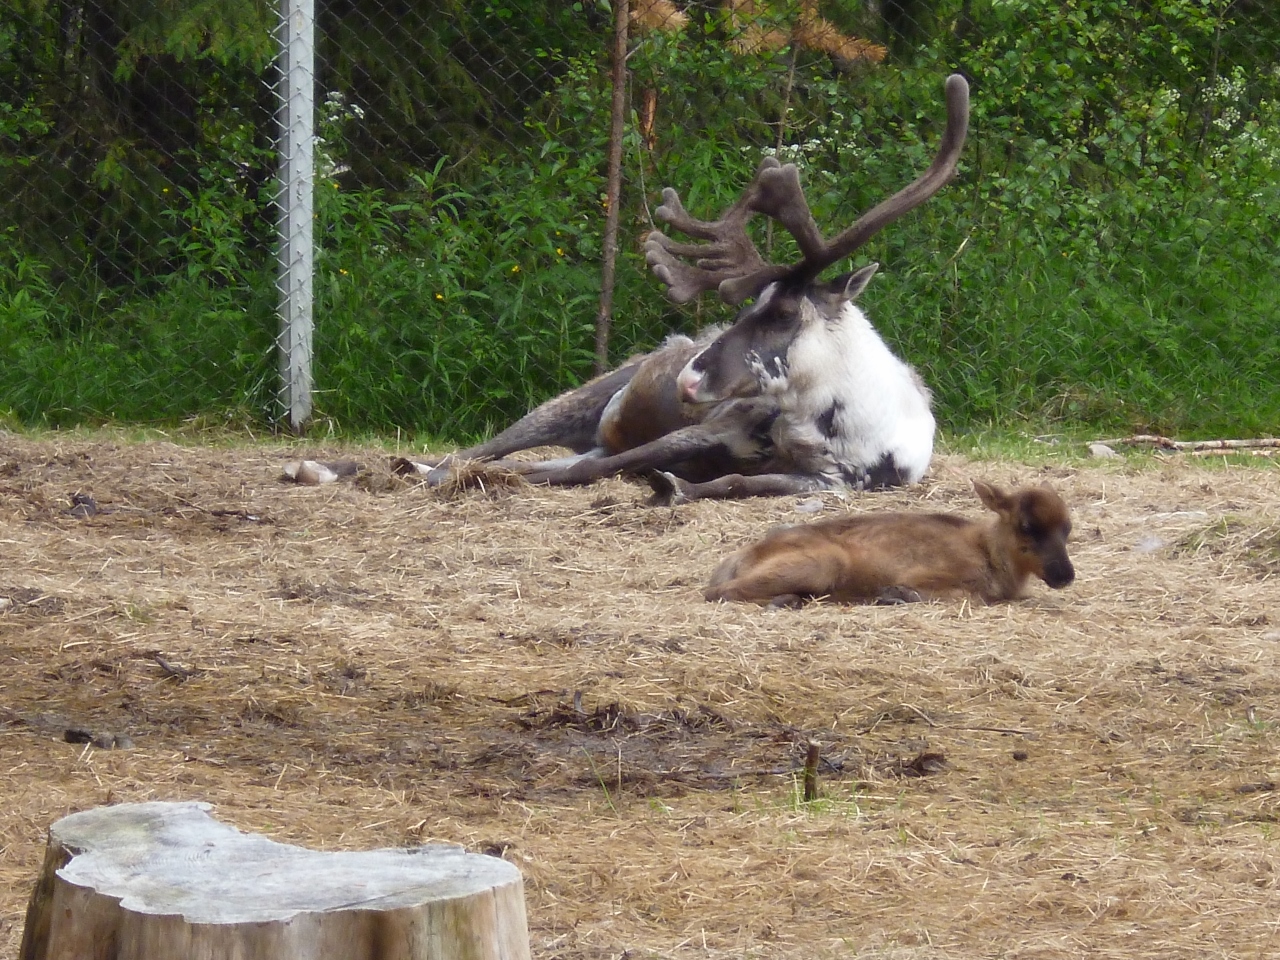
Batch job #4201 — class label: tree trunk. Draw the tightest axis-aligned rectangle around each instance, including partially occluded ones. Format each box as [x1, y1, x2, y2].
[19, 801, 530, 960]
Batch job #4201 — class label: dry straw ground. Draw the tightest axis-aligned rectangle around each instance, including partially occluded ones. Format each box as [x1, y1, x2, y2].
[2, 430, 1279, 959]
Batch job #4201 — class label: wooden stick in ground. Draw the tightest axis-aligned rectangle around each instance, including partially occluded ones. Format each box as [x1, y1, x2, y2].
[593, 0, 628, 373]
[19, 801, 530, 960]
[803, 740, 822, 802]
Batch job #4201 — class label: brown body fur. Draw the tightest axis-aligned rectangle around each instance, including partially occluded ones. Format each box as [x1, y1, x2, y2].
[705, 481, 1075, 606]
[597, 336, 706, 453]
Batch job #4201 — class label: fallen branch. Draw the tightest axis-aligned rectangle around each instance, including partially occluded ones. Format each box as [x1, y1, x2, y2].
[1097, 435, 1280, 452]
[150, 652, 196, 681]
[1189, 448, 1279, 458]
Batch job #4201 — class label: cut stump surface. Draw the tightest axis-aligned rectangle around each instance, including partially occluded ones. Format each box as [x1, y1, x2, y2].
[20, 801, 530, 960]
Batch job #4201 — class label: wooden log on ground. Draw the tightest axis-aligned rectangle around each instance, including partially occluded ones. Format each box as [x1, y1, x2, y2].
[19, 801, 530, 960]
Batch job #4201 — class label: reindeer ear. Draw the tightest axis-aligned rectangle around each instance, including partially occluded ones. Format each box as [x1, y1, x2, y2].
[972, 479, 1009, 514]
[833, 263, 879, 301]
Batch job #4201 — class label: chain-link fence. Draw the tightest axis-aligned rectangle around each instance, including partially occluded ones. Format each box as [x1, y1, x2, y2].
[2, 1, 1278, 440]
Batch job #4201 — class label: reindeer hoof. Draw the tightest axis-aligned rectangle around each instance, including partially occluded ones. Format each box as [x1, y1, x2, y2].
[766, 593, 806, 609]
[423, 466, 459, 487]
[283, 460, 360, 485]
[389, 457, 461, 488]
[390, 457, 431, 477]
[646, 471, 690, 507]
[875, 586, 922, 605]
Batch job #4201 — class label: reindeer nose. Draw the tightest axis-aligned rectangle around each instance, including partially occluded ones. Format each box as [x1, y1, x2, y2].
[1044, 558, 1075, 589]
[676, 367, 704, 403]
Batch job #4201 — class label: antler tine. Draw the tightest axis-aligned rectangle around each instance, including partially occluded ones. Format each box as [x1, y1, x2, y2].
[807, 73, 970, 276]
[644, 157, 793, 305]
[750, 161, 827, 260]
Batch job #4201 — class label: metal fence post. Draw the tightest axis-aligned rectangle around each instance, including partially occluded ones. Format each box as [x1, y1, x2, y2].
[275, 0, 315, 433]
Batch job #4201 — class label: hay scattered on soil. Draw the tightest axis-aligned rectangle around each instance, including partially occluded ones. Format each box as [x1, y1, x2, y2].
[1, 431, 1278, 959]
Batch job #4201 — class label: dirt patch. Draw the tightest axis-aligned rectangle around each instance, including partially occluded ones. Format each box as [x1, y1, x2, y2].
[1, 431, 1279, 958]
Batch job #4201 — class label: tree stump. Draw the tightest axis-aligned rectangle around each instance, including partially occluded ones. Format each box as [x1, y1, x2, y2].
[19, 801, 530, 960]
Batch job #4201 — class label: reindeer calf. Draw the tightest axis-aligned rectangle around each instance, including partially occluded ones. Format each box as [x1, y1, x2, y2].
[705, 481, 1074, 606]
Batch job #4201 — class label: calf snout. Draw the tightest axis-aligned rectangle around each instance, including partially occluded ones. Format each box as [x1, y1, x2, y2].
[1042, 555, 1075, 589]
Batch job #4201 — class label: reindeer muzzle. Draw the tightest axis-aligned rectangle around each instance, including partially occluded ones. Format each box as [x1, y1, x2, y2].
[1043, 557, 1076, 589]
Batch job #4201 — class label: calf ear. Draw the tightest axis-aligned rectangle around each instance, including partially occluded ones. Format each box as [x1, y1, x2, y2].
[972, 479, 1011, 515]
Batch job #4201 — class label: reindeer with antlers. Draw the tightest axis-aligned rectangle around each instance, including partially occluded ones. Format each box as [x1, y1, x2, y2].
[400, 74, 969, 503]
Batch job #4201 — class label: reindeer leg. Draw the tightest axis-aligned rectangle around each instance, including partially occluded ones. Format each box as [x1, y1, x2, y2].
[400, 450, 607, 488]
[395, 358, 647, 481]
[703, 549, 841, 605]
[648, 471, 831, 505]
[515, 423, 733, 487]
[410, 394, 781, 493]
[466, 360, 645, 459]
[504, 395, 782, 489]
[484, 452, 602, 474]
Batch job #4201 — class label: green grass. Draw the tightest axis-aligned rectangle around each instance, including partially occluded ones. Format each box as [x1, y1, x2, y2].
[3, 177, 1277, 443]
[0, 266, 279, 428]
[868, 217, 1280, 440]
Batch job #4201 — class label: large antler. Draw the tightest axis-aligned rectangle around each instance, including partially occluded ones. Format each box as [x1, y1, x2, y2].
[642, 157, 794, 305]
[645, 73, 969, 305]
